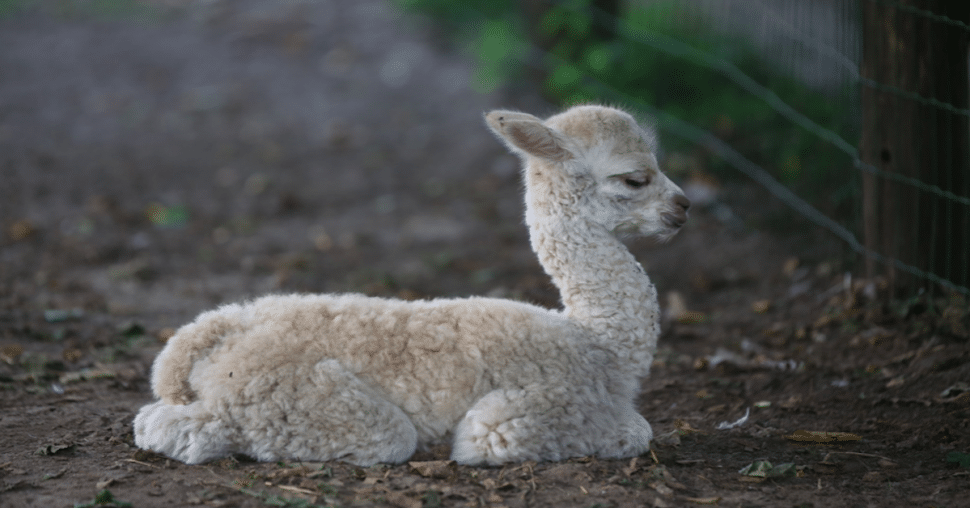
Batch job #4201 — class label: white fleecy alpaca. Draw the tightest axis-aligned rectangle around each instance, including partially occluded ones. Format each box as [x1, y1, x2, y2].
[133, 104, 690, 466]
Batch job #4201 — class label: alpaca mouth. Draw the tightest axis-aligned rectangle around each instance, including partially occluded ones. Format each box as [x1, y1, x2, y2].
[661, 212, 687, 229]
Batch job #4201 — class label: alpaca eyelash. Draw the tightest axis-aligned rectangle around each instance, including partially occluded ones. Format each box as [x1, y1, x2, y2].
[623, 177, 649, 189]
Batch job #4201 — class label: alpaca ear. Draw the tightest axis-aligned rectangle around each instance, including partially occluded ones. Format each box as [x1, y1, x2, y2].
[485, 110, 574, 162]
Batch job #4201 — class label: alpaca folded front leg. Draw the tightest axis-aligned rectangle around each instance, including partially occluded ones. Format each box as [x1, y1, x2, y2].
[601, 408, 653, 459]
[451, 388, 597, 465]
[451, 389, 536, 465]
[452, 388, 655, 465]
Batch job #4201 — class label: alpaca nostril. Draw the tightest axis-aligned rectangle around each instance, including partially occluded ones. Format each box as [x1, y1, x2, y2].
[674, 194, 691, 212]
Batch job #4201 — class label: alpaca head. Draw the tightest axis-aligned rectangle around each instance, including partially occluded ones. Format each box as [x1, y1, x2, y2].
[486, 105, 690, 241]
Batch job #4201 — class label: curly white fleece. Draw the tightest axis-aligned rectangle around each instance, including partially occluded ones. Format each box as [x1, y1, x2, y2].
[133, 104, 688, 466]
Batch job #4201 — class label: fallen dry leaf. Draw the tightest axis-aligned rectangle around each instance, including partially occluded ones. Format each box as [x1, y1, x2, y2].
[0, 344, 24, 364]
[674, 419, 703, 434]
[665, 291, 688, 322]
[686, 496, 722, 505]
[36, 442, 75, 456]
[385, 491, 422, 508]
[7, 219, 35, 241]
[751, 299, 771, 313]
[408, 460, 455, 479]
[658, 467, 687, 490]
[677, 310, 707, 325]
[157, 327, 176, 343]
[785, 430, 861, 443]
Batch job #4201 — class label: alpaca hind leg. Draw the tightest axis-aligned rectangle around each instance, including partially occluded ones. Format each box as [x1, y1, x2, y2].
[133, 400, 233, 464]
[238, 359, 418, 466]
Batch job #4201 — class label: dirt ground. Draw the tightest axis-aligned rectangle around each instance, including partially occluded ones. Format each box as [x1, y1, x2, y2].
[1, 1, 968, 507]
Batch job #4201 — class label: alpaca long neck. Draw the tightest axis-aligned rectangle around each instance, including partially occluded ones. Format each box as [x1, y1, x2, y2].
[527, 193, 660, 371]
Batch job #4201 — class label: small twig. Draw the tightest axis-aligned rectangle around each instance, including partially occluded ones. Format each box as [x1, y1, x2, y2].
[278, 484, 317, 496]
[827, 451, 893, 461]
[123, 459, 158, 468]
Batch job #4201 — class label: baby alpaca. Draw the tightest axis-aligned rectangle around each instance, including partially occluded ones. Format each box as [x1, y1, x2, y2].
[134, 104, 690, 466]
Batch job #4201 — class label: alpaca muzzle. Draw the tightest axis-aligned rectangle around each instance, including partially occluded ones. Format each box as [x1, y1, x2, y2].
[661, 194, 690, 229]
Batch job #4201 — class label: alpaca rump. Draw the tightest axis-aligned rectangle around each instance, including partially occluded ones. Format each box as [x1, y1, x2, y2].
[134, 104, 690, 466]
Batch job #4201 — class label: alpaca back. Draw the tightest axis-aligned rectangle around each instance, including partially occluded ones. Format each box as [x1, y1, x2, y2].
[151, 292, 585, 435]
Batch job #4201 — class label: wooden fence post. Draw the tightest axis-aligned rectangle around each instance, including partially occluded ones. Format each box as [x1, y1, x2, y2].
[860, 0, 970, 295]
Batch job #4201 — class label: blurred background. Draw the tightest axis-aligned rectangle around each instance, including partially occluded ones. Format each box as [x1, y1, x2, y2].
[397, 0, 970, 298]
[2, 0, 966, 314]
[0, 0, 967, 348]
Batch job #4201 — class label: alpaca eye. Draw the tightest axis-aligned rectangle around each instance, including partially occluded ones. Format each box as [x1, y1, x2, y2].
[624, 177, 648, 189]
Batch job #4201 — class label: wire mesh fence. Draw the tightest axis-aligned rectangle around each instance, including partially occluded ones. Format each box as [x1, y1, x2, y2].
[400, 0, 970, 297]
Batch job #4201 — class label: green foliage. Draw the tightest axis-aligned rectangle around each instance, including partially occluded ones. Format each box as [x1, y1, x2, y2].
[947, 451, 970, 469]
[0, 0, 28, 16]
[75, 489, 132, 508]
[396, 0, 858, 216]
[472, 18, 529, 93]
[422, 489, 443, 508]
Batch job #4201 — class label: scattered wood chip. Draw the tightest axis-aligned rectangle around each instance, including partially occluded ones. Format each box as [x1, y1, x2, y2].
[686, 496, 723, 505]
[878, 459, 898, 469]
[658, 467, 687, 490]
[42, 468, 67, 480]
[940, 382, 969, 399]
[716, 407, 750, 430]
[622, 457, 640, 477]
[123, 459, 157, 469]
[664, 291, 688, 322]
[654, 430, 681, 447]
[785, 430, 861, 443]
[675, 459, 705, 466]
[651, 481, 673, 497]
[278, 484, 317, 496]
[95, 478, 116, 490]
[60, 367, 116, 384]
